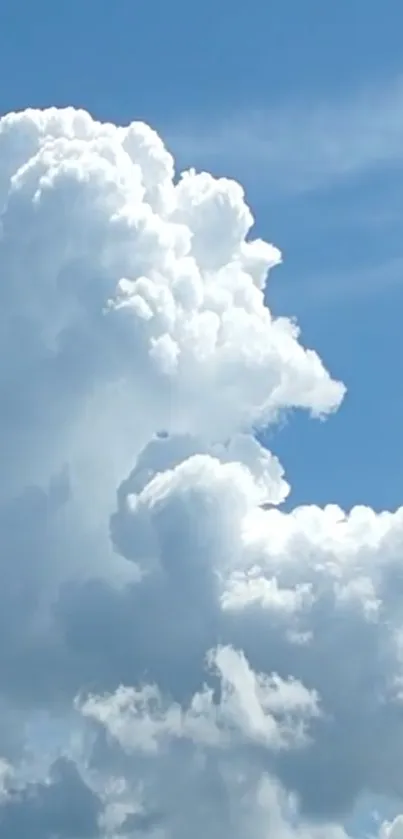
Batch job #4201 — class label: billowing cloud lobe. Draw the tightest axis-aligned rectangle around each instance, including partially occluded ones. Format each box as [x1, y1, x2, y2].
[0, 106, 401, 839]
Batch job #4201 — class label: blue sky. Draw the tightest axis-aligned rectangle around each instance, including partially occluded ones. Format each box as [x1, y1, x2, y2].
[2, 4, 403, 837]
[1, 0, 402, 512]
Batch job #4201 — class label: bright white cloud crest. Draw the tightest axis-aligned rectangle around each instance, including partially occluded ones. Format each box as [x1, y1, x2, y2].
[0, 106, 401, 838]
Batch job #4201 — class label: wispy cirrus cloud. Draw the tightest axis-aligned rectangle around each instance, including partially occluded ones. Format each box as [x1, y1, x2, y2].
[270, 256, 403, 312]
[167, 76, 403, 196]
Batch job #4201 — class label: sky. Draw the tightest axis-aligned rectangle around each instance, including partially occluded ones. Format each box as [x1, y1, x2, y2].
[2, 0, 403, 510]
[1, 1, 403, 838]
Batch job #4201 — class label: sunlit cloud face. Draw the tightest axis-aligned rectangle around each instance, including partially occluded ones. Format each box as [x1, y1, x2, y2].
[0, 106, 401, 839]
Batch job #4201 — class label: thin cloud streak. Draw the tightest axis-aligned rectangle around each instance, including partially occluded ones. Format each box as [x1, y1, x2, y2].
[269, 256, 403, 312]
[167, 76, 403, 196]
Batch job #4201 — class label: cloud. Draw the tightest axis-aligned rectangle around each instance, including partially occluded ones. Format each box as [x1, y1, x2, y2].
[272, 256, 403, 313]
[0, 104, 402, 838]
[166, 76, 403, 195]
[0, 758, 101, 839]
[105, 444, 403, 819]
[382, 815, 403, 839]
[80, 644, 319, 754]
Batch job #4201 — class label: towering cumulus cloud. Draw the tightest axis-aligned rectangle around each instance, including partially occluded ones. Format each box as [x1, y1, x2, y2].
[0, 107, 401, 838]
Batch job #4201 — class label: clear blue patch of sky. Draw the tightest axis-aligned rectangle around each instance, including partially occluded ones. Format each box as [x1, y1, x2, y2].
[1, 0, 403, 117]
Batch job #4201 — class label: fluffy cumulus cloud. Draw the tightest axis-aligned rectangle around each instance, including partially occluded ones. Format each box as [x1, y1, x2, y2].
[0, 105, 401, 838]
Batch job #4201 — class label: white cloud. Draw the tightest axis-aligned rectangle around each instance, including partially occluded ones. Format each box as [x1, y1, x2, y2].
[0, 106, 343, 503]
[0, 105, 402, 838]
[381, 816, 403, 839]
[80, 644, 319, 754]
